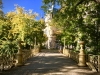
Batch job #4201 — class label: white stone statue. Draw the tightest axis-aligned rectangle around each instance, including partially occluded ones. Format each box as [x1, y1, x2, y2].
[44, 5, 57, 49]
[45, 13, 51, 24]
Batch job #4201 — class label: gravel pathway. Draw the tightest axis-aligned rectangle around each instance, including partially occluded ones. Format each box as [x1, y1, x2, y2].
[0, 49, 100, 75]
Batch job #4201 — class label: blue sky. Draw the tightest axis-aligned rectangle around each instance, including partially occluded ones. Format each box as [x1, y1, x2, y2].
[2, 0, 44, 19]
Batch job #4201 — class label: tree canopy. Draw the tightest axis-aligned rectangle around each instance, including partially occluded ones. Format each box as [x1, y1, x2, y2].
[42, 0, 100, 54]
[0, 5, 46, 56]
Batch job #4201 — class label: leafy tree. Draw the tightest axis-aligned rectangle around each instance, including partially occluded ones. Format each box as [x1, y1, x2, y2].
[42, 0, 100, 54]
[0, 0, 18, 57]
[0, 16, 18, 57]
[6, 5, 46, 49]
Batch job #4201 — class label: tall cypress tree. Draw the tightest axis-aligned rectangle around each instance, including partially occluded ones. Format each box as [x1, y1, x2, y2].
[0, 0, 3, 17]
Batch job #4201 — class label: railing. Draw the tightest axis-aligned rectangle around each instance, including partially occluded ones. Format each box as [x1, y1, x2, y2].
[63, 49, 79, 62]
[87, 54, 100, 72]
[0, 46, 40, 71]
[0, 54, 15, 71]
[22, 50, 32, 63]
[63, 48, 100, 72]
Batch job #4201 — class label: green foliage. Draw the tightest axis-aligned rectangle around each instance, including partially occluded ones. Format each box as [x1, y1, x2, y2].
[0, 16, 18, 56]
[42, 0, 100, 54]
[0, 5, 46, 56]
[0, 40, 18, 56]
[6, 5, 46, 49]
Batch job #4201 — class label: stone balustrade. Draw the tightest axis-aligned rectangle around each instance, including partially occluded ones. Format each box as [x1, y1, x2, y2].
[86, 54, 100, 72]
[0, 54, 15, 71]
[31, 45, 40, 56]
[22, 50, 32, 63]
[63, 48, 79, 63]
[63, 48, 100, 72]
[0, 46, 40, 71]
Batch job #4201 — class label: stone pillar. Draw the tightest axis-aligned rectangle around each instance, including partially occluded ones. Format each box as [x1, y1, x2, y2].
[78, 41, 86, 66]
[16, 40, 23, 66]
[35, 37, 36, 45]
[64, 37, 65, 49]
[48, 38, 51, 49]
[63, 37, 66, 54]
[98, 55, 100, 72]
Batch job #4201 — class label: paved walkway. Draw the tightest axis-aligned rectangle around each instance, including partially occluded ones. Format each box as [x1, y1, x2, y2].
[1, 49, 100, 75]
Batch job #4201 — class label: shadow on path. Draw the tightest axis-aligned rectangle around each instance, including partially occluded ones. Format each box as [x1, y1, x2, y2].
[1, 49, 100, 75]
